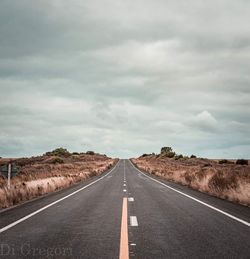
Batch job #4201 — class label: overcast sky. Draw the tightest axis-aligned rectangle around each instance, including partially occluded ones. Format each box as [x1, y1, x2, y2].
[0, 0, 250, 158]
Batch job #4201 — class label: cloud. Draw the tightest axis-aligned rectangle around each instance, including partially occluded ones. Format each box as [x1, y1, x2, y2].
[187, 111, 218, 132]
[0, 0, 249, 158]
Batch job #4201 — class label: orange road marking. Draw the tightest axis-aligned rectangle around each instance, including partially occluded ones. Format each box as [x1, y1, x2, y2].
[119, 197, 129, 259]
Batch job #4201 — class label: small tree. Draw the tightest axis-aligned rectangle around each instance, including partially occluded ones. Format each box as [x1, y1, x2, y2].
[161, 147, 173, 154]
[160, 147, 176, 158]
[45, 148, 71, 157]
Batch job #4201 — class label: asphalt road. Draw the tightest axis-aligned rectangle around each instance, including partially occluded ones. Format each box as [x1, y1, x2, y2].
[0, 159, 250, 258]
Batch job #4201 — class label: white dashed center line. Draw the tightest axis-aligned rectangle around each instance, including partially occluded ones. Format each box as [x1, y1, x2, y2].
[130, 216, 138, 227]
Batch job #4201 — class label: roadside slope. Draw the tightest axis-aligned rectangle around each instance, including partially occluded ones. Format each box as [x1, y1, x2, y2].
[0, 160, 123, 259]
[0, 149, 117, 208]
[126, 159, 250, 259]
[132, 154, 250, 206]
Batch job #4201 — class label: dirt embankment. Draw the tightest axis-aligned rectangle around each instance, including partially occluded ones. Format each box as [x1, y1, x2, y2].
[132, 155, 250, 206]
[0, 151, 117, 208]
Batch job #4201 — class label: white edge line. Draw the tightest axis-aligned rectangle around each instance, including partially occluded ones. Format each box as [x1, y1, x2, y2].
[0, 160, 120, 234]
[129, 160, 250, 227]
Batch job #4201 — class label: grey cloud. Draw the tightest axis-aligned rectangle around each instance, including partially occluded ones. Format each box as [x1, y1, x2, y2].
[186, 111, 218, 133]
[0, 0, 250, 158]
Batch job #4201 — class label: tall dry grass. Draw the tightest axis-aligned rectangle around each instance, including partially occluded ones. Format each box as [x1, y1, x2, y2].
[132, 156, 250, 206]
[0, 154, 117, 208]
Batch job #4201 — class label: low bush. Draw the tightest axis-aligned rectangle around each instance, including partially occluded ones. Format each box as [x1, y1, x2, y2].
[219, 159, 229, 164]
[45, 148, 71, 157]
[160, 147, 176, 158]
[208, 172, 238, 192]
[51, 157, 64, 164]
[236, 159, 248, 165]
[167, 152, 176, 158]
[161, 147, 172, 154]
[86, 151, 95, 155]
[190, 155, 197, 158]
[175, 154, 183, 160]
[184, 173, 195, 185]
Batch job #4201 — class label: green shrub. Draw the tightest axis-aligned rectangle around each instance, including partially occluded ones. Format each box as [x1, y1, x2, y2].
[142, 153, 156, 157]
[51, 157, 64, 164]
[236, 159, 248, 165]
[190, 155, 197, 158]
[161, 147, 173, 154]
[168, 152, 176, 158]
[86, 151, 95, 155]
[45, 148, 71, 157]
[160, 147, 176, 158]
[219, 159, 229, 164]
[175, 154, 183, 160]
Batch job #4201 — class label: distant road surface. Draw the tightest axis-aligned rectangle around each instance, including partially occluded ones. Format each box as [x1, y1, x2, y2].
[0, 159, 250, 258]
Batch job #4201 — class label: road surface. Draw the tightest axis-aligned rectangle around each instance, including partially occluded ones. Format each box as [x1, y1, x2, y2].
[0, 159, 250, 258]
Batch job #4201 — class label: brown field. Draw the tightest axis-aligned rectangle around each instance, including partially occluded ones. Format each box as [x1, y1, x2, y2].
[0, 152, 117, 208]
[132, 155, 250, 207]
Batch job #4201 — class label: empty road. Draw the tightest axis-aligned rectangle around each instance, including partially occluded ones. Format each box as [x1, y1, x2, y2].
[0, 159, 250, 258]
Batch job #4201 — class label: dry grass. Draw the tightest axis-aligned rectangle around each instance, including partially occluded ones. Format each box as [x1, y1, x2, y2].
[132, 155, 250, 206]
[0, 154, 117, 208]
